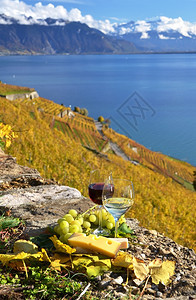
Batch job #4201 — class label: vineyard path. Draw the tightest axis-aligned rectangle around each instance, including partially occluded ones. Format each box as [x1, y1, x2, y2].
[94, 121, 134, 162]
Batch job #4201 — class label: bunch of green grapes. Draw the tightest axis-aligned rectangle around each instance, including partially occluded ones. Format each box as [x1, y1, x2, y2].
[54, 208, 126, 244]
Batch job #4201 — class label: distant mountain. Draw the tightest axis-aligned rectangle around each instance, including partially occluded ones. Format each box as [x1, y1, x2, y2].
[0, 15, 137, 55]
[112, 17, 196, 52]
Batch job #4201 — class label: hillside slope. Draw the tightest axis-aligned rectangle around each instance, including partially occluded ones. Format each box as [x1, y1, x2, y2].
[0, 86, 195, 250]
[0, 21, 137, 55]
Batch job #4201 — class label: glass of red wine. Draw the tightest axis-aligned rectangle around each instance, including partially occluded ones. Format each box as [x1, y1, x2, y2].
[88, 169, 113, 236]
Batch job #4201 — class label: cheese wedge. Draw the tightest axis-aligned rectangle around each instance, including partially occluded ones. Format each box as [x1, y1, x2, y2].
[75, 237, 129, 254]
[68, 233, 121, 258]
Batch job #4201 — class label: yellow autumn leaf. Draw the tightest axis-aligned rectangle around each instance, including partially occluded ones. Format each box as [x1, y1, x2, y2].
[51, 253, 71, 264]
[50, 235, 76, 254]
[111, 251, 133, 269]
[39, 248, 51, 262]
[132, 256, 149, 281]
[0, 249, 50, 266]
[149, 260, 175, 285]
[50, 253, 71, 271]
[148, 258, 162, 269]
[13, 239, 38, 254]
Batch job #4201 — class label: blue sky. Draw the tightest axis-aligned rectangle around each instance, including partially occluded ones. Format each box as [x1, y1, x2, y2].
[23, 0, 196, 22]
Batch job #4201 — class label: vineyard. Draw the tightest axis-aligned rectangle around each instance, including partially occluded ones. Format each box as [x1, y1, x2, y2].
[0, 81, 34, 95]
[103, 127, 195, 190]
[0, 91, 196, 251]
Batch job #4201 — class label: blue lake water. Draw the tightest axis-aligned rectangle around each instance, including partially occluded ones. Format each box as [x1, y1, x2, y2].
[0, 54, 196, 166]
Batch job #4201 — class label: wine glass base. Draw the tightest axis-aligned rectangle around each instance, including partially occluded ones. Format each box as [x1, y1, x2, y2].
[92, 227, 110, 237]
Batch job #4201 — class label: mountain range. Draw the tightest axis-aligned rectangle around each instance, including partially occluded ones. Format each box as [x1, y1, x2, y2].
[0, 15, 137, 55]
[1, 14, 196, 54]
[113, 17, 196, 52]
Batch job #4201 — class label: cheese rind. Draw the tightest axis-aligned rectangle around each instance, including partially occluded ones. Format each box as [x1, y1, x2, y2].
[68, 233, 121, 257]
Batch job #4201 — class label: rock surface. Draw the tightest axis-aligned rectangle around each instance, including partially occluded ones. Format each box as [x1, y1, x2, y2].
[0, 184, 93, 235]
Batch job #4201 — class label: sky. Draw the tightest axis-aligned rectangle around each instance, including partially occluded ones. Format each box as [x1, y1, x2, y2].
[0, 0, 196, 36]
[14, 0, 196, 22]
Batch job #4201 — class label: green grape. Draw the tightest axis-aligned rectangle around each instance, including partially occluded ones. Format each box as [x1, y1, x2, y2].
[108, 215, 115, 225]
[89, 214, 96, 223]
[69, 224, 80, 233]
[59, 220, 69, 229]
[54, 225, 61, 235]
[77, 217, 84, 225]
[78, 226, 83, 233]
[64, 232, 73, 243]
[71, 220, 81, 226]
[69, 209, 78, 218]
[57, 218, 65, 225]
[61, 227, 69, 234]
[59, 234, 67, 243]
[106, 222, 114, 230]
[64, 214, 74, 223]
[84, 214, 89, 220]
[93, 217, 99, 226]
[102, 219, 107, 228]
[83, 221, 91, 229]
[101, 209, 107, 217]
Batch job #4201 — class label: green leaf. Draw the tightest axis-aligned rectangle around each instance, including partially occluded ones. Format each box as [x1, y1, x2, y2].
[0, 216, 21, 230]
[86, 261, 111, 278]
[30, 234, 54, 251]
[118, 222, 134, 237]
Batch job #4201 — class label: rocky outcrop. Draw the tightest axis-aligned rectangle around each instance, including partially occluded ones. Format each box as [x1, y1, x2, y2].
[0, 184, 91, 235]
[0, 149, 40, 183]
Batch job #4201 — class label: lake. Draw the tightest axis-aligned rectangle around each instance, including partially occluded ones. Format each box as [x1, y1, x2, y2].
[0, 54, 196, 166]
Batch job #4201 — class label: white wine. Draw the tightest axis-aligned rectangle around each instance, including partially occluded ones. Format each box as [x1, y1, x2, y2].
[104, 198, 133, 220]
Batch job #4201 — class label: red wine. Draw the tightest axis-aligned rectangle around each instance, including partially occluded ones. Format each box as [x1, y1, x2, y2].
[88, 183, 104, 205]
[88, 183, 114, 205]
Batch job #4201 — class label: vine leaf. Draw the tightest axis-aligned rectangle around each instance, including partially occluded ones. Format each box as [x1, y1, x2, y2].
[112, 251, 133, 269]
[50, 235, 76, 254]
[149, 260, 175, 285]
[132, 256, 149, 281]
[72, 255, 111, 278]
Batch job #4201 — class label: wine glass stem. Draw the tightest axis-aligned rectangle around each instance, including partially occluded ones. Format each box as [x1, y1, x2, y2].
[98, 205, 102, 230]
[114, 218, 119, 238]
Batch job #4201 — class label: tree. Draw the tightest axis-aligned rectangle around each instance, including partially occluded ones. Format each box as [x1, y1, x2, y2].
[193, 171, 196, 191]
[98, 116, 104, 123]
[81, 108, 88, 116]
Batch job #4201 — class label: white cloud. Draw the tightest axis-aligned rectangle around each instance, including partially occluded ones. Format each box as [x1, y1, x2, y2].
[134, 20, 151, 39]
[157, 16, 196, 37]
[0, 0, 115, 33]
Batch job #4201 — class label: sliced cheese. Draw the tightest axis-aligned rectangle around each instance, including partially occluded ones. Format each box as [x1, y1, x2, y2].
[68, 233, 121, 258]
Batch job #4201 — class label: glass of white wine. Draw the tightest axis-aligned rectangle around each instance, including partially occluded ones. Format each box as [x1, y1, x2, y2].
[102, 178, 134, 238]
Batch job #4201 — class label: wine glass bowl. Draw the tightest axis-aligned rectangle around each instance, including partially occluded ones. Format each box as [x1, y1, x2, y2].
[88, 170, 112, 236]
[102, 178, 134, 237]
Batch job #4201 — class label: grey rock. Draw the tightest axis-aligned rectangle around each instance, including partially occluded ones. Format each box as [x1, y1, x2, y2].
[0, 185, 81, 207]
[0, 184, 93, 235]
[98, 279, 112, 289]
[112, 276, 124, 285]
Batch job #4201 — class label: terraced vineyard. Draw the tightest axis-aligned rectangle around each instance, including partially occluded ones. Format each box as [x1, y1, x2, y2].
[103, 127, 195, 190]
[16, 97, 70, 116]
[0, 81, 34, 95]
[0, 91, 196, 250]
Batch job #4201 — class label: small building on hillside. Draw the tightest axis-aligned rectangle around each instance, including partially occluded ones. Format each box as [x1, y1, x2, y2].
[5, 91, 39, 101]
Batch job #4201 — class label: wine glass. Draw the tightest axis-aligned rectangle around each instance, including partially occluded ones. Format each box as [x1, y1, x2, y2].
[88, 170, 112, 236]
[102, 178, 134, 238]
